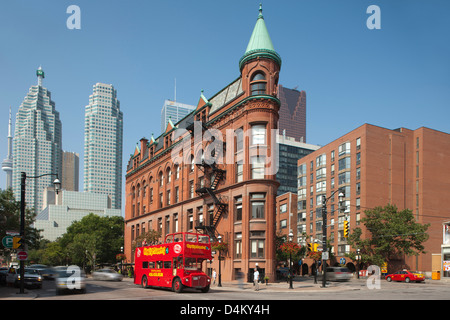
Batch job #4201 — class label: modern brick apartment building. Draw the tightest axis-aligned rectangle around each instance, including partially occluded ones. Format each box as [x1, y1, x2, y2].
[125, 6, 282, 282]
[297, 123, 450, 275]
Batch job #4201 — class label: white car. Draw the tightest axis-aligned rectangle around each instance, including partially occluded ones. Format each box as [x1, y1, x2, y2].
[54, 266, 86, 295]
[6, 267, 43, 289]
[92, 268, 123, 281]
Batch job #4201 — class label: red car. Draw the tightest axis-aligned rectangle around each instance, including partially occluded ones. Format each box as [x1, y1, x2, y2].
[385, 270, 425, 283]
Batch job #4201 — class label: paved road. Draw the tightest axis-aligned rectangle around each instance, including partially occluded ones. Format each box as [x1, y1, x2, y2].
[2, 275, 449, 301]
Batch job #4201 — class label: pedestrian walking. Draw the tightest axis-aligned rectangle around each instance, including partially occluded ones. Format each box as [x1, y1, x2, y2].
[212, 269, 217, 285]
[253, 268, 260, 291]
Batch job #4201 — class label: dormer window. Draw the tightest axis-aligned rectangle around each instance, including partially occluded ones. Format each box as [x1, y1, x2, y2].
[250, 72, 266, 95]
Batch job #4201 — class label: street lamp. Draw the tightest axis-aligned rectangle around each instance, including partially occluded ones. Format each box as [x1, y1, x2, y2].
[321, 188, 345, 288]
[217, 235, 222, 287]
[18, 171, 59, 294]
[288, 231, 294, 289]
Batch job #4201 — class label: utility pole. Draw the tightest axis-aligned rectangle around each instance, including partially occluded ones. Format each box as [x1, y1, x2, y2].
[321, 189, 345, 288]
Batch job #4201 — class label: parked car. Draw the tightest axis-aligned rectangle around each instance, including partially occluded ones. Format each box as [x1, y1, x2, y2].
[5, 267, 43, 289]
[325, 267, 353, 281]
[0, 267, 9, 285]
[385, 270, 425, 283]
[92, 268, 123, 281]
[54, 266, 86, 295]
[28, 264, 57, 279]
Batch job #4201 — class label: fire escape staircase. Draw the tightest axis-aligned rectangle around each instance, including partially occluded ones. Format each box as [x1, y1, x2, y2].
[186, 120, 227, 242]
[194, 160, 227, 242]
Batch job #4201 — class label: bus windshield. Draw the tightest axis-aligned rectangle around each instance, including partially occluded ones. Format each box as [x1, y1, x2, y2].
[184, 257, 204, 271]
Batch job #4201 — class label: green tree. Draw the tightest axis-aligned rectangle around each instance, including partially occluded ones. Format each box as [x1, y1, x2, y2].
[59, 213, 124, 267]
[346, 204, 430, 271]
[0, 188, 40, 249]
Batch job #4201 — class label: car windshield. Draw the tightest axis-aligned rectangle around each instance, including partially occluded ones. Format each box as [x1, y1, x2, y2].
[24, 268, 40, 275]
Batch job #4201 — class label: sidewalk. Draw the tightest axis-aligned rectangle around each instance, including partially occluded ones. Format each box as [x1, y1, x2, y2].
[210, 276, 362, 292]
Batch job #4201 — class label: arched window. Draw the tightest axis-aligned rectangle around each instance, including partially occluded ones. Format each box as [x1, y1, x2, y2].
[250, 72, 266, 95]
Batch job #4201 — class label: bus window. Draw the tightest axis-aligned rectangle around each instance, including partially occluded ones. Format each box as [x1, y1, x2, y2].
[165, 235, 173, 243]
[198, 235, 210, 243]
[163, 261, 171, 269]
[173, 234, 182, 242]
[185, 257, 202, 271]
[149, 261, 155, 268]
[156, 261, 163, 269]
[185, 234, 197, 242]
[142, 261, 149, 269]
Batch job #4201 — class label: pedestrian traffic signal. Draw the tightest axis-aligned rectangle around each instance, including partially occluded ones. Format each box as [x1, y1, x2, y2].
[12, 236, 24, 249]
[343, 221, 349, 238]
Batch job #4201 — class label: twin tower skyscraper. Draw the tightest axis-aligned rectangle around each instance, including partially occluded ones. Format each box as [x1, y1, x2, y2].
[8, 67, 123, 211]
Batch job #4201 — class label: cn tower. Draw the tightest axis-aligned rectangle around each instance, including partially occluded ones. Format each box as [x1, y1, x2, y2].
[2, 107, 13, 189]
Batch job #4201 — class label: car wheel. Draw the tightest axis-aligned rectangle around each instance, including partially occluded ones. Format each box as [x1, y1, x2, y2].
[405, 277, 410, 283]
[386, 277, 392, 282]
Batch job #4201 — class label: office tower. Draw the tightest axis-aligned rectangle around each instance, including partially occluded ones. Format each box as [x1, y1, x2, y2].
[276, 134, 319, 195]
[2, 107, 13, 189]
[160, 99, 196, 133]
[12, 67, 62, 211]
[84, 83, 123, 209]
[35, 190, 122, 241]
[278, 85, 307, 143]
[62, 151, 79, 191]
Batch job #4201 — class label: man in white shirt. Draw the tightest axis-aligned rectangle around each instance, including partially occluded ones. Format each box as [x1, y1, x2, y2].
[253, 268, 260, 291]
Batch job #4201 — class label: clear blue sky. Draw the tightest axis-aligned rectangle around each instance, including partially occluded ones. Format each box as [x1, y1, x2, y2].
[1, 0, 449, 210]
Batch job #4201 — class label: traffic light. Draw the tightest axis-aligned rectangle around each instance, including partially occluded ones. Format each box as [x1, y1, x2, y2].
[343, 220, 349, 238]
[313, 243, 319, 252]
[13, 236, 24, 249]
[307, 243, 312, 252]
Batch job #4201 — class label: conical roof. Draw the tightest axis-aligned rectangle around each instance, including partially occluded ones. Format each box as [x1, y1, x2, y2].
[239, 4, 281, 70]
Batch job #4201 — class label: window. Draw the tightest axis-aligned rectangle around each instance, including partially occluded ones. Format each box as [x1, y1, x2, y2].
[338, 157, 351, 171]
[250, 72, 266, 95]
[189, 181, 194, 198]
[235, 196, 242, 221]
[235, 233, 242, 259]
[280, 203, 287, 214]
[236, 128, 244, 152]
[250, 239, 265, 258]
[251, 193, 265, 219]
[236, 161, 243, 182]
[338, 171, 351, 185]
[251, 156, 265, 179]
[251, 124, 266, 145]
[338, 142, 351, 156]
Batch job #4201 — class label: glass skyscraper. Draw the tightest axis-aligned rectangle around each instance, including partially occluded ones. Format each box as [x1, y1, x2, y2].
[12, 67, 62, 211]
[84, 83, 123, 209]
[160, 99, 195, 133]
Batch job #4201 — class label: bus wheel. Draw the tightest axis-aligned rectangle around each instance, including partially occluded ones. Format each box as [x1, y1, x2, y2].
[173, 278, 184, 293]
[200, 285, 210, 293]
[142, 275, 149, 289]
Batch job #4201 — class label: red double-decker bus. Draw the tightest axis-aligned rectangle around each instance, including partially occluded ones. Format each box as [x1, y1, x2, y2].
[134, 232, 212, 293]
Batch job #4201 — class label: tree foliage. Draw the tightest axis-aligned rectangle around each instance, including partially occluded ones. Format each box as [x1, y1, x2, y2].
[0, 188, 40, 250]
[346, 204, 430, 269]
[58, 213, 124, 266]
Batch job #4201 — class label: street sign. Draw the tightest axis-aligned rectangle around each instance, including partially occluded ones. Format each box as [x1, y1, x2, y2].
[340, 258, 346, 265]
[2, 236, 13, 248]
[17, 251, 28, 261]
[322, 252, 329, 260]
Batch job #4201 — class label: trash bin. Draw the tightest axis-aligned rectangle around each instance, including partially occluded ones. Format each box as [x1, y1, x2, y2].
[432, 271, 440, 280]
